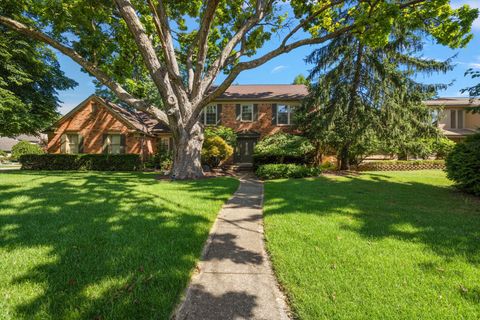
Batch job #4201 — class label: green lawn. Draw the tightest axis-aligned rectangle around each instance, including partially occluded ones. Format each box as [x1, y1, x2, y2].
[0, 171, 238, 319]
[263, 170, 480, 319]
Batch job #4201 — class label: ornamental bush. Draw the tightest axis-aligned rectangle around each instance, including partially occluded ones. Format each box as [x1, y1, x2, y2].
[255, 164, 321, 180]
[205, 126, 237, 147]
[11, 141, 44, 160]
[446, 133, 480, 196]
[253, 133, 315, 167]
[432, 137, 456, 159]
[201, 136, 233, 168]
[19, 154, 141, 171]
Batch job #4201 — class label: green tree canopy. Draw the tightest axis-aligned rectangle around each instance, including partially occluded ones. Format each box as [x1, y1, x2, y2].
[0, 24, 77, 136]
[297, 26, 454, 169]
[0, 0, 477, 178]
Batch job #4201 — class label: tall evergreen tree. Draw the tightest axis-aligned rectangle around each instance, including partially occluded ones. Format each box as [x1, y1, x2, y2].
[297, 28, 452, 169]
[0, 0, 476, 178]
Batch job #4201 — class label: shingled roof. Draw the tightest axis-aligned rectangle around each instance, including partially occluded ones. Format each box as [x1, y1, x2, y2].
[215, 84, 309, 101]
[99, 98, 170, 134]
[425, 97, 480, 106]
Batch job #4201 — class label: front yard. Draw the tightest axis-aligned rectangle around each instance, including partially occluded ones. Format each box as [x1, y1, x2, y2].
[263, 170, 480, 319]
[0, 171, 238, 319]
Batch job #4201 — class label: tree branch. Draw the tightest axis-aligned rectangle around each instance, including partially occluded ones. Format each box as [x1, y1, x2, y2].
[190, 0, 221, 99]
[194, 0, 272, 103]
[0, 15, 169, 124]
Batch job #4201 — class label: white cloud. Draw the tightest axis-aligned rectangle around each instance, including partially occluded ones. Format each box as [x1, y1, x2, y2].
[456, 61, 480, 68]
[271, 65, 287, 73]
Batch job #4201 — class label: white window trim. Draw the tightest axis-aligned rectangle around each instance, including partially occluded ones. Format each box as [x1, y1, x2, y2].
[201, 104, 218, 125]
[63, 133, 80, 154]
[241, 104, 254, 122]
[104, 134, 124, 154]
[276, 104, 295, 126]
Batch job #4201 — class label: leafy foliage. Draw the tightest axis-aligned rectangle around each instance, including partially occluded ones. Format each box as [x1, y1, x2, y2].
[0, 0, 477, 178]
[446, 133, 480, 195]
[204, 126, 236, 147]
[297, 26, 451, 169]
[147, 140, 173, 171]
[0, 17, 76, 136]
[432, 137, 456, 159]
[254, 133, 314, 158]
[19, 154, 142, 171]
[461, 69, 480, 114]
[292, 74, 310, 86]
[255, 164, 321, 180]
[201, 136, 233, 168]
[11, 141, 44, 160]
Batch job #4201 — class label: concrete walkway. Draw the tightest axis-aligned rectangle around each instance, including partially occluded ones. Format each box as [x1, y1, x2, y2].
[175, 175, 290, 320]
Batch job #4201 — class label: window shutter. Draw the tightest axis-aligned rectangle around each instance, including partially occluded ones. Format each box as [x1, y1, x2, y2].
[60, 134, 67, 154]
[199, 110, 204, 125]
[120, 135, 126, 154]
[102, 134, 108, 154]
[78, 134, 84, 153]
[253, 104, 258, 121]
[271, 104, 277, 125]
[236, 104, 241, 121]
[216, 104, 222, 125]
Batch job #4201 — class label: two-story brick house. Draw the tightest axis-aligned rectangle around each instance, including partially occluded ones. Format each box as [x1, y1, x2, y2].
[426, 98, 480, 142]
[47, 84, 307, 164]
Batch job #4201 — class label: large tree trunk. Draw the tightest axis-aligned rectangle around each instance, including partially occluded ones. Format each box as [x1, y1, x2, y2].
[339, 145, 350, 171]
[171, 123, 204, 179]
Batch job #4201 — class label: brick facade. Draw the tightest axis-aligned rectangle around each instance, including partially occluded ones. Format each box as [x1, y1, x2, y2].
[47, 99, 156, 158]
[219, 102, 297, 138]
[47, 96, 302, 163]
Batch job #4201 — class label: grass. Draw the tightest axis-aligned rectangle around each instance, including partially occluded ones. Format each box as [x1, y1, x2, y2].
[0, 171, 238, 319]
[263, 170, 480, 319]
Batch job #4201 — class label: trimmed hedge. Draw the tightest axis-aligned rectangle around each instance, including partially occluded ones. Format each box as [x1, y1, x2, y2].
[357, 160, 445, 171]
[253, 133, 315, 168]
[19, 154, 141, 171]
[446, 133, 480, 196]
[256, 164, 321, 180]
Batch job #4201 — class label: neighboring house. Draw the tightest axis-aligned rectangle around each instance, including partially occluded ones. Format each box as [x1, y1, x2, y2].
[46, 84, 307, 164]
[426, 98, 480, 142]
[0, 134, 46, 157]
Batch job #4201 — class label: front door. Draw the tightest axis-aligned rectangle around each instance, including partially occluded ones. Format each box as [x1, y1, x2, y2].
[234, 137, 257, 164]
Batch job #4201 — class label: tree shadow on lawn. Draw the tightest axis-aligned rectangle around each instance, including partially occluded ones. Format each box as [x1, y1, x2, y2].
[0, 171, 237, 319]
[265, 173, 480, 266]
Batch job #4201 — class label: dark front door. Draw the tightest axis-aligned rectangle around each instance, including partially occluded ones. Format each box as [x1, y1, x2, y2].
[235, 137, 258, 163]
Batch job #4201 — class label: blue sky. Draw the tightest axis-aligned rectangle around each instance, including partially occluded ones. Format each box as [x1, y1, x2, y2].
[56, 0, 480, 114]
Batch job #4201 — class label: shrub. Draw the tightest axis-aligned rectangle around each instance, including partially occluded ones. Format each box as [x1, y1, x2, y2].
[19, 154, 141, 171]
[432, 137, 455, 159]
[253, 133, 314, 167]
[256, 164, 321, 180]
[11, 141, 44, 160]
[201, 136, 233, 168]
[446, 133, 480, 196]
[357, 160, 445, 171]
[145, 140, 173, 171]
[205, 126, 236, 147]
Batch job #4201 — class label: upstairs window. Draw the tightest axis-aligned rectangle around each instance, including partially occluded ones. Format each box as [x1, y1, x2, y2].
[200, 105, 218, 125]
[450, 109, 464, 129]
[241, 104, 253, 122]
[104, 134, 125, 154]
[277, 105, 294, 125]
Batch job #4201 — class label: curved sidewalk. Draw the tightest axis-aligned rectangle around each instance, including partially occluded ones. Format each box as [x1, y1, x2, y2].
[175, 175, 290, 320]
